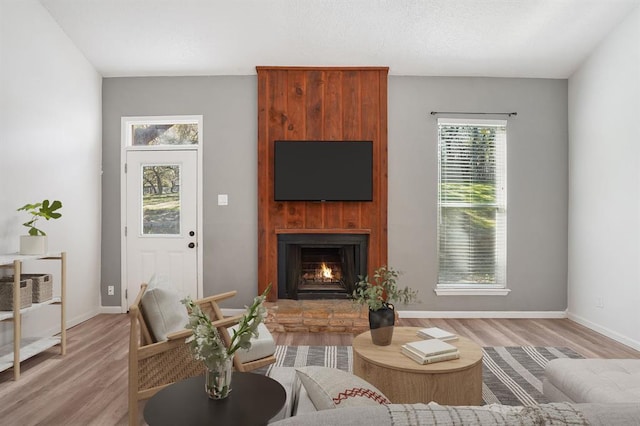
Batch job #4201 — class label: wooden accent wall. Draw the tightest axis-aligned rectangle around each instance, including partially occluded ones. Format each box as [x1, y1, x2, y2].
[257, 66, 389, 299]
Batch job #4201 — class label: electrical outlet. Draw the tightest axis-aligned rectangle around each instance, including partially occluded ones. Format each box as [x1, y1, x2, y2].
[596, 297, 604, 308]
[108, 285, 115, 296]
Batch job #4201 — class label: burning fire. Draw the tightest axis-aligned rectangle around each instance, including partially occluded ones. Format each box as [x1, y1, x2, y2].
[320, 262, 333, 279]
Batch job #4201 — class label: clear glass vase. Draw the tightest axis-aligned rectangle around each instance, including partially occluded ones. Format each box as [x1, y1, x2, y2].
[204, 355, 234, 399]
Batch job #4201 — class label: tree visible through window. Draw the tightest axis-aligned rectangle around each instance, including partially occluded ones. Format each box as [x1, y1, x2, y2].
[132, 123, 198, 146]
[123, 115, 202, 235]
[437, 119, 507, 288]
[142, 165, 180, 235]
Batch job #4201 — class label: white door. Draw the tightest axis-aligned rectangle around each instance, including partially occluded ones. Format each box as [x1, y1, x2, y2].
[125, 150, 199, 301]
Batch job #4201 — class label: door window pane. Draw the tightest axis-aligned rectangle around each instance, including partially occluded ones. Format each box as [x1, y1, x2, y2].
[133, 123, 198, 146]
[142, 165, 180, 235]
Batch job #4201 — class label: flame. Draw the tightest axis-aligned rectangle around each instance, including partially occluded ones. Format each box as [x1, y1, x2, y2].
[320, 262, 333, 279]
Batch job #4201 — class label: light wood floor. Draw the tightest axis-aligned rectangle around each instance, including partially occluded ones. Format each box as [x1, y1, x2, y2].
[1, 314, 638, 425]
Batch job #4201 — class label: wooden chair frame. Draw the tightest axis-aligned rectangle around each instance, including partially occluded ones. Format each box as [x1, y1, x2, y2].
[128, 284, 276, 425]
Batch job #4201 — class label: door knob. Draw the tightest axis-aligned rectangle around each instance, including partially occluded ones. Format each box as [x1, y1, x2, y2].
[188, 242, 195, 248]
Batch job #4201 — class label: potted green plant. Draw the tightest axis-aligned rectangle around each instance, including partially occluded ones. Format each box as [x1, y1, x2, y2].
[182, 284, 271, 399]
[17, 199, 63, 255]
[352, 265, 418, 346]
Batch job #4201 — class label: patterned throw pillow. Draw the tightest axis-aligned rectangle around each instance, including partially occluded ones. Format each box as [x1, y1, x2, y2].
[295, 366, 390, 410]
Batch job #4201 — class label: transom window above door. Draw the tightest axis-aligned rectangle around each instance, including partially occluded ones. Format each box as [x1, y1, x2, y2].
[124, 116, 202, 147]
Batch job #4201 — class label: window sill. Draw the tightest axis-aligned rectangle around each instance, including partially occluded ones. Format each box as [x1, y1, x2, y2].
[434, 288, 511, 296]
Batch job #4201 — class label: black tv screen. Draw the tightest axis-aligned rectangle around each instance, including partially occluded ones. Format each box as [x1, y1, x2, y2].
[274, 141, 373, 201]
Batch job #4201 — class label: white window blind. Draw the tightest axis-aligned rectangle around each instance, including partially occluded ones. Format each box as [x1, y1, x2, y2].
[437, 118, 507, 288]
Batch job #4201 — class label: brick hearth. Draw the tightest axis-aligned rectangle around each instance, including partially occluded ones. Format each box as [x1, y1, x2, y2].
[264, 300, 370, 333]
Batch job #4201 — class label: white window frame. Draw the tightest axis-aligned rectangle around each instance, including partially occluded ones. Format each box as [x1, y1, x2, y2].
[434, 118, 510, 296]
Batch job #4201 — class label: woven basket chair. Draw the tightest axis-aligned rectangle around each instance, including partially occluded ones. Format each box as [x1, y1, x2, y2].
[128, 283, 276, 425]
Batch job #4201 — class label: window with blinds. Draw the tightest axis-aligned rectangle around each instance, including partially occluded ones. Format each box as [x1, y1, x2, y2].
[437, 118, 507, 288]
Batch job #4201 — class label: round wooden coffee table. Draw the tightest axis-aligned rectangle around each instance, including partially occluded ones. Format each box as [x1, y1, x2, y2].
[352, 327, 483, 405]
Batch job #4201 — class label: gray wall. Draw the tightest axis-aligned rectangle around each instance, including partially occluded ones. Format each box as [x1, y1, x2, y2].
[102, 76, 258, 307]
[388, 77, 568, 311]
[102, 76, 568, 310]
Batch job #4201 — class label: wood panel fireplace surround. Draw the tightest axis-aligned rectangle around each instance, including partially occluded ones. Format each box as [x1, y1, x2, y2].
[257, 66, 389, 301]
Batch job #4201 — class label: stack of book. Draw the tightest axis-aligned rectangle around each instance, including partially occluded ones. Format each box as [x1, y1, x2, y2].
[416, 327, 458, 341]
[401, 338, 460, 364]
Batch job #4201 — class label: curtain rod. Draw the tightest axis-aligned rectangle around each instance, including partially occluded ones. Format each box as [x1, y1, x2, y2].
[430, 111, 517, 117]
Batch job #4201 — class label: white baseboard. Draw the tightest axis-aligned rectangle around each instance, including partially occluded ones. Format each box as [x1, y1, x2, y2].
[99, 306, 125, 314]
[567, 312, 640, 352]
[398, 310, 568, 319]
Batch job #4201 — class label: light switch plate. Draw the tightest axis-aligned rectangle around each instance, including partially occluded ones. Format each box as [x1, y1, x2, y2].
[218, 194, 228, 206]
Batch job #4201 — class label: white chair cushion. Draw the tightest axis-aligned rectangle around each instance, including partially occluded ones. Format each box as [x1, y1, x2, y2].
[295, 366, 390, 410]
[230, 323, 276, 363]
[140, 275, 189, 342]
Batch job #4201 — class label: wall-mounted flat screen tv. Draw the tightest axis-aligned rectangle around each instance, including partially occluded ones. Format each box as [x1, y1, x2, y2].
[274, 141, 373, 202]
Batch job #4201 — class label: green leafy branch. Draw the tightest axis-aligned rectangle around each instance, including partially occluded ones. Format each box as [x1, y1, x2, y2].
[227, 283, 271, 355]
[17, 199, 63, 236]
[182, 283, 271, 368]
[352, 266, 418, 311]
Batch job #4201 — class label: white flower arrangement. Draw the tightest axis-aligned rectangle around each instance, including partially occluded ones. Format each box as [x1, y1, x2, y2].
[182, 284, 271, 369]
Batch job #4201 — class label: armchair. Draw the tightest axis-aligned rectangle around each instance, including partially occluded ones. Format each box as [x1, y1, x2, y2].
[128, 283, 276, 425]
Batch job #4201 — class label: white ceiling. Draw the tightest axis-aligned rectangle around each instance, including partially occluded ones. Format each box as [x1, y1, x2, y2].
[40, 0, 639, 78]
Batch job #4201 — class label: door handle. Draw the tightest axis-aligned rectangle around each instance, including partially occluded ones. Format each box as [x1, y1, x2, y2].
[188, 242, 195, 249]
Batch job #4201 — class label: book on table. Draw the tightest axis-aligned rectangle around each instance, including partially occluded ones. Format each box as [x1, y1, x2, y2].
[401, 345, 460, 364]
[400, 338, 460, 364]
[404, 338, 458, 357]
[416, 327, 458, 341]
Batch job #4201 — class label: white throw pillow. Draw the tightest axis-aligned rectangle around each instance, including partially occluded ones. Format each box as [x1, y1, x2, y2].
[140, 275, 189, 342]
[295, 366, 390, 410]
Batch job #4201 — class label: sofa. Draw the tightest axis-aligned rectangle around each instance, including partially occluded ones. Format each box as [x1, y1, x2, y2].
[271, 403, 640, 425]
[266, 366, 640, 425]
[543, 358, 640, 404]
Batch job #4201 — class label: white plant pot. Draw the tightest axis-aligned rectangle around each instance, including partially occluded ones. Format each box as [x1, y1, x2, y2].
[20, 235, 48, 255]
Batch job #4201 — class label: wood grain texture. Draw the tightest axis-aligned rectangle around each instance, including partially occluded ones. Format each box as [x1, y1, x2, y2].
[0, 314, 131, 425]
[353, 327, 483, 404]
[257, 67, 389, 299]
[353, 328, 483, 373]
[1, 314, 637, 425]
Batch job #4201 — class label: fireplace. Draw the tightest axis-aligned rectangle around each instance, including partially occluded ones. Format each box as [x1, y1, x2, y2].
[277, 234, 368, 300]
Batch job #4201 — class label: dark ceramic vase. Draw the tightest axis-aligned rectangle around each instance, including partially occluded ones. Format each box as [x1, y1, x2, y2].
[368, 303, 395, 346]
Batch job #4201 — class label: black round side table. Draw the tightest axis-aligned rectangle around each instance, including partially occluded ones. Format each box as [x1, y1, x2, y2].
[144, 372, 286, 426]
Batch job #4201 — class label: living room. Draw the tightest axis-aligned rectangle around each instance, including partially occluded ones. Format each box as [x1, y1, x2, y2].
[1, 0, 639, 424]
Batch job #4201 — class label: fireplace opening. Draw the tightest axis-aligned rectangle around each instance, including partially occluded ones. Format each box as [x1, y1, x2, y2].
[277, 234, 368, 300]
[298, 247, 344, 292]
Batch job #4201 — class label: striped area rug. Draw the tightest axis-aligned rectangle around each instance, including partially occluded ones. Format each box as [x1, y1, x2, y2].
[259, 345, 583, 406]
[481, 346, 582, 405]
